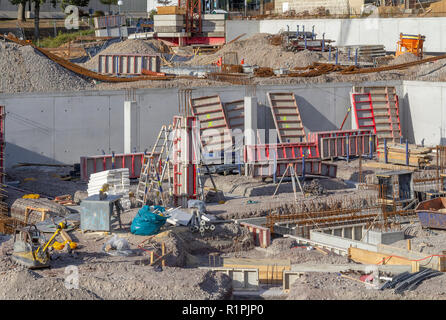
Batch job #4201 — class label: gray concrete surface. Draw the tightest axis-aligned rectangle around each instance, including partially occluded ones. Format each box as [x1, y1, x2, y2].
[0, 80, 442, 168]
[310, 229, 378, 251]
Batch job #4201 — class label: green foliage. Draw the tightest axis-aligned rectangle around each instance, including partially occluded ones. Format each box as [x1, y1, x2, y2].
[99, 0, 117, 5]
[37, 29, 94, 47]
[60, 0, 90, 10]
[9, 0, 26, 5]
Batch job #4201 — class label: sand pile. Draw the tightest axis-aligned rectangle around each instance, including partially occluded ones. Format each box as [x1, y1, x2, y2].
[389, 52, 418, 65]
[186, 33, 322, 69]
[83, 39, 167, 70]
[0, 42, 93, 93]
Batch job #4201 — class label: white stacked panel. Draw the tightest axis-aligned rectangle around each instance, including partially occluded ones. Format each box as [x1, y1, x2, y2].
[87, 168, 131, 210]
[201, 14, 225, 37]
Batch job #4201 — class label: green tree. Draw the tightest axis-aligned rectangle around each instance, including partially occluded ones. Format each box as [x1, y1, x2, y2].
[99, 0, 117, 13]
[60, 0, 89, 10]
[32, 0, 90, 40]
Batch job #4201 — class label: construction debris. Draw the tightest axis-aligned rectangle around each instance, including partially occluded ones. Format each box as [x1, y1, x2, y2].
[4, 10, 446, 303]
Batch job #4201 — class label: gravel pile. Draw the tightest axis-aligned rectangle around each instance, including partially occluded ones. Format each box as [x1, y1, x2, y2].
[0, 42, 93, 94]
[287, 270, 446, 300]
[82, 39, 167, 70]
[186, 33, 322, 69]
[389, 52, 418, 65]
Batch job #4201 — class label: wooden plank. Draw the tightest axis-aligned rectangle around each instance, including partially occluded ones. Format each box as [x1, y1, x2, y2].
[348, 247, 411, 266]
[223, 257, 290, 267]
[362, 161, 417, 171]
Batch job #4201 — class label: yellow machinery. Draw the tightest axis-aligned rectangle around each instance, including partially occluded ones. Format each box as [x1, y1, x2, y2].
[11, 220, 70, 269]
[396, 33, 425, 58]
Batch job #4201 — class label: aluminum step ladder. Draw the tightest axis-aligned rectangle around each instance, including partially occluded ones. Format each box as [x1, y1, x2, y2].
[135, 125, 172, 206]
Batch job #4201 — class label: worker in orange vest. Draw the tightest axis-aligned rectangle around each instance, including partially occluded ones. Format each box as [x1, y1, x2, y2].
[216, 57, 222, 66]
[241, 58, 244, 65]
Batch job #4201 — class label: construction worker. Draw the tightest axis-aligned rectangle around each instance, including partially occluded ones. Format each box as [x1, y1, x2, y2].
[216, 57, 222, 66]
[241, 58, 244, 65]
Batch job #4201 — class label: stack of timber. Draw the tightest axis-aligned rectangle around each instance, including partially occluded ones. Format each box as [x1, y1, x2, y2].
[377, 143, 433, 167]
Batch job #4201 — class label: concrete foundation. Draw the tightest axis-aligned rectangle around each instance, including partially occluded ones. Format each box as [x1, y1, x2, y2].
[362, 229, 405, 245]
[0, 80, 443, 167]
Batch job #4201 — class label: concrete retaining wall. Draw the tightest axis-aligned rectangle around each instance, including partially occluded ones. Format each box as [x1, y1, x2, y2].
[310, 229, 378, 251]
[0, 80, 442, 168]
[226, 17, 446, 53]
[0, 82, 385, 168]
[274, 0, 351, 15]
[401, 80, 446, 146]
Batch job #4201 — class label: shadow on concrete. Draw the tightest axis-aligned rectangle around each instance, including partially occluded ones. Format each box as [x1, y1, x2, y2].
[5, 142, 65, 169]
[401, 92, 415, 144]
[295, 96, 339, 132]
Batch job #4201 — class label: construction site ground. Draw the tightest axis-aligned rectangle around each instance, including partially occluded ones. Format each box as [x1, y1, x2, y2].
[3, 156, 446, 300]
[2, 25, 446, 302]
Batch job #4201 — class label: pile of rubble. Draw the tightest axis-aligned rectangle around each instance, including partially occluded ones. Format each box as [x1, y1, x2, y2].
[0, 42, 93, 93]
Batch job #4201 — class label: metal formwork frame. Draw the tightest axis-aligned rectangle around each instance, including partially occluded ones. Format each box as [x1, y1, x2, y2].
[172, 116, 199, 206]
[80, 152, 145, 182]
[223, 99, 245, 131]
[244, 142, 319, 163]
[190, 95, 232, 152]
[385, 87, 402, 140]
[351, 93, 377, 134]
[268, 92, 306, 143]
[352, 86, 402, 146]
[318, 134, 376, 160]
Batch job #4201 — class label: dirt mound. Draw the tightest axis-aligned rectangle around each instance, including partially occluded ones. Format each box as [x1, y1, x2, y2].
[0, 261, 232, 300]
[186, 33, 322, 69]
[77, 262, 232, 300]
[83, 39, 167, 70]
[0, 269, 99, 300]
[389, 52, 418, 65]
[0, 42, 93, 93]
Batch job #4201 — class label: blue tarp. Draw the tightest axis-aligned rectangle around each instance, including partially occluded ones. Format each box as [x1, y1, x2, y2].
[130, 205, 168, 236]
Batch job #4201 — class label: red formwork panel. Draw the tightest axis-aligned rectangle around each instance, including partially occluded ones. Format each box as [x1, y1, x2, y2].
[308, 129, 376, 159]
[308, 129, 373, 144]
[351, 93, 377, 134]
[239, 222, 271, 248]
[244, 142, 320, 163]
[80, 152, 145, 182]
[154, 36, 225, 46]
[249, 159, 337, 178]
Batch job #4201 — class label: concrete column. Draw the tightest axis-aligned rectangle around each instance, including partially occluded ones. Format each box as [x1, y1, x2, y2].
[244, 96, 258, 146]
[244, 96, 258, 177]
[124, 100, 139, 154]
